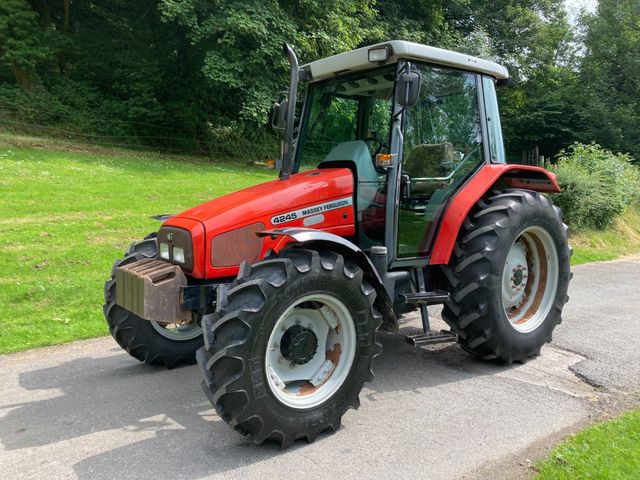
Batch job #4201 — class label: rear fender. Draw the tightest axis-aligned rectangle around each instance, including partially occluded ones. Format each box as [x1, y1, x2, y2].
[258, 228, 397, 330]
[430, 164, 560, 265]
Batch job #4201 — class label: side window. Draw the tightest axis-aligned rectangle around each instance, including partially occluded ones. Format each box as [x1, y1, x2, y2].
[298, 96, 359, 170]
[364, 97, 393, 155]
[482, 76, 506, 163]
[293, 68, 396, 250]
[397, 65, 484, 258]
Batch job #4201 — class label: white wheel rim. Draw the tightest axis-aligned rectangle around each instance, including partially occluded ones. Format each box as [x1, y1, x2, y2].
[150, 315, 204, 341]
[501, 226, 559, 333]
[265, 293, 356, 409]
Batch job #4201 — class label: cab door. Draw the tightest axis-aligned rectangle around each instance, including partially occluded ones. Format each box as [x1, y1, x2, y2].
[396, 64, 487, 259]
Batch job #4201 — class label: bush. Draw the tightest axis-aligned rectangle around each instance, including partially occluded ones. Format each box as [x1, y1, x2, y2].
[0, 80, 280, 159]
[204, 123, 279, 160]
[550, 143, 640, 230]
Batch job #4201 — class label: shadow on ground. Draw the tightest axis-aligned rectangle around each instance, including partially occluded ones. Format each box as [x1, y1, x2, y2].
[0, 330, 517, 480]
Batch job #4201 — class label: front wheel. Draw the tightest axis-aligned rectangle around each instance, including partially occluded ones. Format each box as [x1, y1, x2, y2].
[441, 190, 572, 363]
[198, 248, 382, 448]
[103, 233, 203, 368]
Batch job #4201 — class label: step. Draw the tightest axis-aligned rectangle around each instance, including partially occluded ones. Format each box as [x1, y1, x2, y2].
[400, 290, 450, 305]
[405, 330, 458, 347]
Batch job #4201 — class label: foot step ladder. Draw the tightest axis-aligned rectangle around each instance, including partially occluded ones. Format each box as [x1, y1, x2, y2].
[402, 268, 458, 347]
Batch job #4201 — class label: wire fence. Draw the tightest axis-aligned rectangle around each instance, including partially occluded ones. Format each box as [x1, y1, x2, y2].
[0, 105, 281, 160]
[0, 100, 198, 135]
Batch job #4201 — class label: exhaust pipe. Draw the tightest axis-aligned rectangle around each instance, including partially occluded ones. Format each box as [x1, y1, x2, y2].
[279, 43, 299, 181]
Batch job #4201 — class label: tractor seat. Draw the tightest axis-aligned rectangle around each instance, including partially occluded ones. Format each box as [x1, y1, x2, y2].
[319, 140, 380, 212]
[320, 140, 379, 183]
[403, 143, 454, 196]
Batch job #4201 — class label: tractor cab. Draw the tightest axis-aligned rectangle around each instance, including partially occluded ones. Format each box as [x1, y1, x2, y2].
[276, 41, 511, 263]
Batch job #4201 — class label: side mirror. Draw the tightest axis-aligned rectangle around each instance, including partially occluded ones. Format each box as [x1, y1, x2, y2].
[271, 96, 288, 130]
[496, 76, 514, 89]
[396, 66, 421, 108]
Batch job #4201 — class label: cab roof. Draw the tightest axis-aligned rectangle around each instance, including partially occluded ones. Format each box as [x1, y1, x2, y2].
[303, 40, 509, 82]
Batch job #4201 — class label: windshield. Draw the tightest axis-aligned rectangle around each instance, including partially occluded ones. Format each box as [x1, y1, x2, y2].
[294, 66, 396, 172]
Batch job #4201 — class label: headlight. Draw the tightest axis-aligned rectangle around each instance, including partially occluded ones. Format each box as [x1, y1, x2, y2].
[173, 247, 185, 264]
[159, 242, 170, 259]
[368, 46, 390, 63]
[157, 227, 194, 272]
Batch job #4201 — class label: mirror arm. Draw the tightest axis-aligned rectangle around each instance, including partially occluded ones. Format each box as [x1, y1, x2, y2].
[400, 174, 411, 200]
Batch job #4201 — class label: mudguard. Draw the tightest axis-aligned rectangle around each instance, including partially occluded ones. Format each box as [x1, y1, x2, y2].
[258, 228, 397, 330]
[429, 164, 560, 265]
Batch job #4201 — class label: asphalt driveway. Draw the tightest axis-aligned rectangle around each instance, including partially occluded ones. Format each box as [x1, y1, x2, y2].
[1, 257, 639, 479]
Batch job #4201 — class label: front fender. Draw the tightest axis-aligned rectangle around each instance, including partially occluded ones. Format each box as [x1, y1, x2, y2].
[258, 228, 397, 330]
[429, 164, 560, 265]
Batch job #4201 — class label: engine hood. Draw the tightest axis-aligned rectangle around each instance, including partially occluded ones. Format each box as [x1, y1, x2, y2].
[160, 167, 356, 278]
[172, 167, 354, 234]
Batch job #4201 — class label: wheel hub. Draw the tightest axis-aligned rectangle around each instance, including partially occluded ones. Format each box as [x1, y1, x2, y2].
[280, 325, 318, 365]
[501, 226, 560, 333]
[502, 241, 528, 309]
[512, 268, 524, 286]
[265, 294, 357, 409]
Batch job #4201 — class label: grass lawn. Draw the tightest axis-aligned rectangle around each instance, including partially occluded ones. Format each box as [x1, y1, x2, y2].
[570, 207, 640, 265]
[536, 409, 640, 479]
[1, 134, 639, 354]
[0, 135, 276, 354]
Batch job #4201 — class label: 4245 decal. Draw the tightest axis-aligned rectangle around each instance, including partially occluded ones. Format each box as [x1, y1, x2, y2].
[270, 196, 353, 225]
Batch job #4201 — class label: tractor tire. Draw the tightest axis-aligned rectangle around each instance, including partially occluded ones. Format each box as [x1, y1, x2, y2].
[103, 233, 203, 368]
[441, 189, 571, 364]
[198, 248, 382, 448]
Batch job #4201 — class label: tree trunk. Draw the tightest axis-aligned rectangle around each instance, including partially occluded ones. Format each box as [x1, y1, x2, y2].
[11, 65, 43, 91]
[63, 0, 70, 35]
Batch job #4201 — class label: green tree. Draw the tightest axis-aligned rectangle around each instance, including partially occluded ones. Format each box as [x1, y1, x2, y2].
[466, 0, 572, 77]
[374, 0, 455, 44]
[500, 66, 588, 159]
[0, 0, 50, 87]
[0, 0, 638, 162]
[158, 0, 380, 126]
[580, 0, 640, 159]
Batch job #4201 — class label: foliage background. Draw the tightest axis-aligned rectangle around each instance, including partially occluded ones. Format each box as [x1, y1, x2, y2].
[551, 143, 640, 230]
[0, 0, 638, 162]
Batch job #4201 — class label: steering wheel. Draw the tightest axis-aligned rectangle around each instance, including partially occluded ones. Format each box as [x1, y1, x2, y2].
[364, 136, 389, 156]
[458, 144, 481, 163]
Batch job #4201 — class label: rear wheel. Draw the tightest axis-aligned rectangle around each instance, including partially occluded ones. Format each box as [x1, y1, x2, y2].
[103, 233, 203, 368]
[198, 248, 382, 448]
[441, 190, 571, 363]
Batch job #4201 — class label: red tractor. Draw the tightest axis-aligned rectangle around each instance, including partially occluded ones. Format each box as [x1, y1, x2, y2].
[104, 41, 571, 448]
